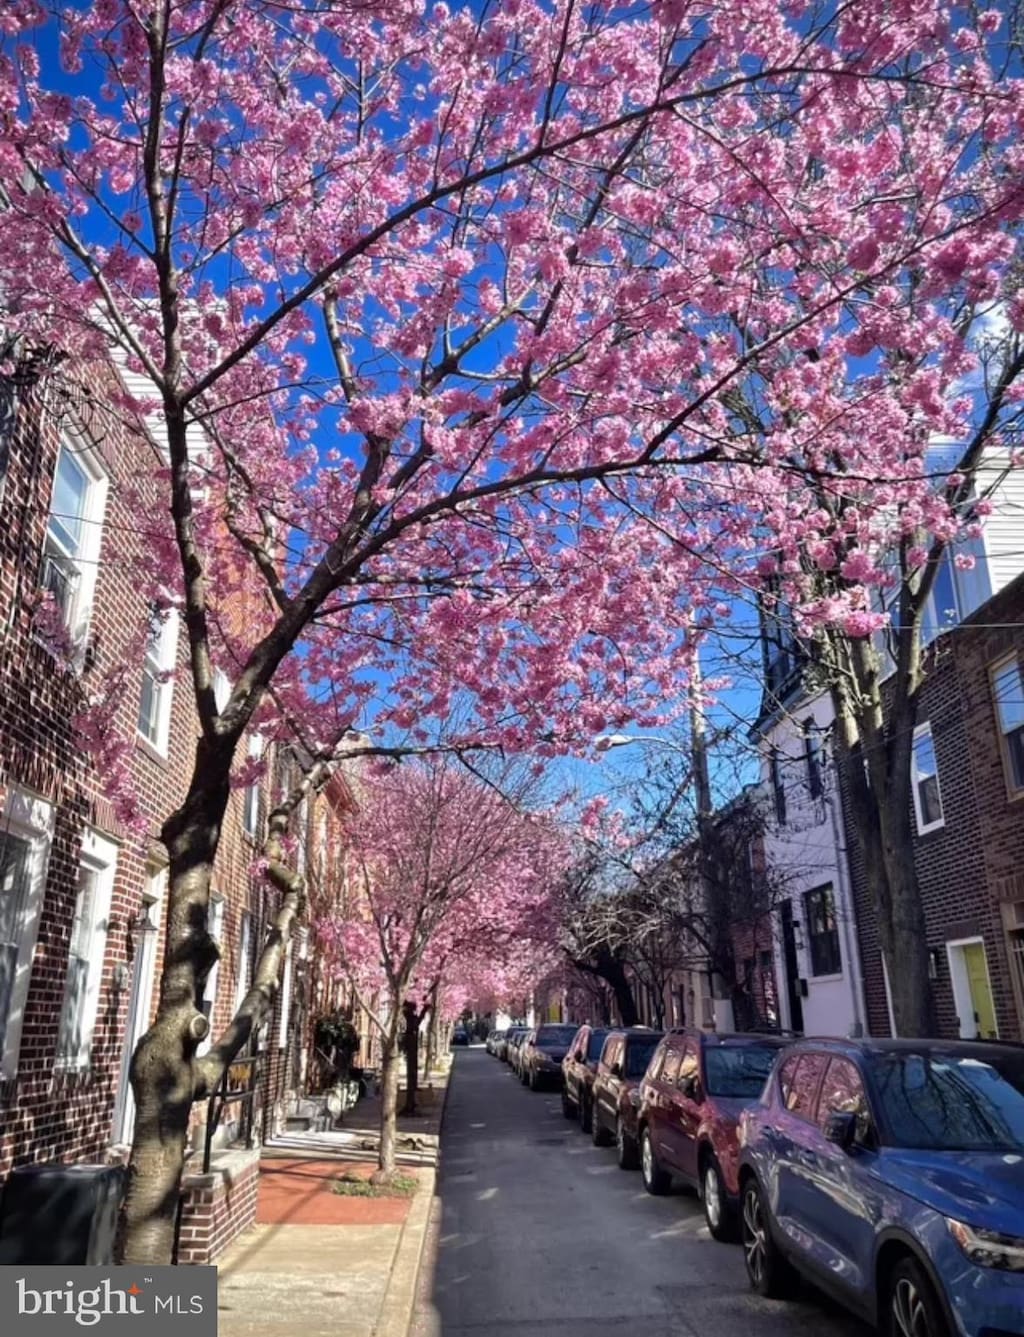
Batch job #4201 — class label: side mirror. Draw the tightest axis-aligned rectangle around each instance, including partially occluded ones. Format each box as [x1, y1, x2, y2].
[824, 1109, 857, 1150]
[610, 1062, 623, 1079]
[680, 1074, 702, 1101]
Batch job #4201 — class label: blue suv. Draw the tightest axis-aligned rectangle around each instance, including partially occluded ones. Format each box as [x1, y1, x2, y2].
[737, 1038, 1024, 1337]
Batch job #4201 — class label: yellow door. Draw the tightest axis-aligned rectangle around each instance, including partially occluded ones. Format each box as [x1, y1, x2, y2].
[963, 943, 998, 1039]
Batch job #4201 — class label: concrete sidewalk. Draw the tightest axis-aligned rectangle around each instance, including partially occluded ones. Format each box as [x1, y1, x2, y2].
[216, 1063, 452, 1337]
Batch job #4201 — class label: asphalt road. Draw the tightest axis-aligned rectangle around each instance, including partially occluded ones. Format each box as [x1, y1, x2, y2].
[412, 1047, 867, 1337]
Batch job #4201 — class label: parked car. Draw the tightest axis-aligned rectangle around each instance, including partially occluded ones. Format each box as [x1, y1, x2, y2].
[738, 1037, 1024, 1337]
[451, 1026, 470, 1047]
[636, 1029, 786, 1238]
[590, 1028, 664, 1167]
[561, 1024, 610, 1125]
[486, 1028, 508, 1056]
[520, 1024, 580, 1090]
[505, 1026, 529, 1071]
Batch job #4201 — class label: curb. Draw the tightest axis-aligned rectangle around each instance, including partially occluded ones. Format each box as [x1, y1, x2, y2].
[372, 1064, 454, 1337]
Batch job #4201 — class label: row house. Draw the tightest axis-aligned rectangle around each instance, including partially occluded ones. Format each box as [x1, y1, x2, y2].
[844, 571, 1024, 1042]
[750, 438, 1024, 1043]
[0, 345, 357, 1261]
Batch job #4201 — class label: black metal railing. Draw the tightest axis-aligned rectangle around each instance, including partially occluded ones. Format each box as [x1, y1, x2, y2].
[203, 1053, 261, 1173]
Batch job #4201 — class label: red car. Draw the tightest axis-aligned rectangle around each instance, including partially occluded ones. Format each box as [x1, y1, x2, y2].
[636, 1030, 786, 1240]
[589, 1028, 663, 1168]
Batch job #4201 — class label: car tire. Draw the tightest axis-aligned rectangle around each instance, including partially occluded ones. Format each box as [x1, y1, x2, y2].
[579, 1094, 593, 1134]
[591, 1104, 613, 1146]
[640, 1128, 670, 1195]
[741, 1178, 798, 1298]
[529, 1067, 539, 1091]
[561, 1089, 575, 1120]
[616, 1116, 639, 1170]
[885, 1256, 951, 1337]
[701, 1154, 736, 1241]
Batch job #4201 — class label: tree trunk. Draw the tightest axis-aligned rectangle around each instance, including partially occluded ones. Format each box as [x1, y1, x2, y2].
[834, 678, 937, 1038]
[400, 1000, 420, 1116]
[374, 1032, 401, 1182]
[119, 736, 233, 1264]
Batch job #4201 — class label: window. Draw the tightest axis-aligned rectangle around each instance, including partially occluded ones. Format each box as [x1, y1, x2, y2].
[137, 608, 178, 753]
[243, 736, 264, 839]
[922, 548, 960, 644]
[0, 788, 54, 1079]
[803, 721, 824, 801]
[676, 1042, 699, 1092]
[780, 1052, 828, 1120]
[278, 941, 293, 1049]
[804, 885, 842, 976]
[911, 723, 944, 833]
[42, 442, 108, 648]
[234, 912, 252, 1014]
[198, 897, 224, 1052]
[213, 669, 231, 713]
[817, 1056, 873, 1144]
[763, 595, 798, 698]
[992, 657, 1024, 795]
[661, 1045, 683, 1086]
[770, 747, 787, 826]
[56, 830, 117, 1068]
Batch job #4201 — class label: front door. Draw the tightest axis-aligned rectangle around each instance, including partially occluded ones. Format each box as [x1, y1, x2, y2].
[113, 893, 162, 1145]
[964, 942, 998, 1039]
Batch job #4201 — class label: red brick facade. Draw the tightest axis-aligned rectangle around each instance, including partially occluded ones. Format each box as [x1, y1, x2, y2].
[0, 353, 359, 1260]
[843, 573, 1024, 1040]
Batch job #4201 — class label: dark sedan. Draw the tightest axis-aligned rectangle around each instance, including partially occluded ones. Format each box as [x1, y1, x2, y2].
[520, 1024, 580, 1090]
[590, 1028, 663, 1168]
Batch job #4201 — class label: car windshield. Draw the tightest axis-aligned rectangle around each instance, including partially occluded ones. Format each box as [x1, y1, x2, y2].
[538, 1027, 578, 1049]
[871, 1051, 1024, 1152]
[586, 1030, 610, 1061]
[625, 1038, 660, 1078]
[705, 1045, 779, 1099]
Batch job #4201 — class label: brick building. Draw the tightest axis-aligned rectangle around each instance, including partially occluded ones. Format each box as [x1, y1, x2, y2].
[844, 572, 1024, 1041]
[0, 348, 360, 1260]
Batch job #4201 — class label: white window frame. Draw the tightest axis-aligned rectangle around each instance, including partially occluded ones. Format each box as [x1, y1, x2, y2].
[0, 787, 55, 1080]
[243, 736, 263, 839]
[911, 723, 944, 835]
[55, 828, 118, 1071]
[213, 668, 231, 714]
[136, 607, 178, 755]
[278, 940, 293, 1049]
[234, 911, 252, 1014]
[42, 436, 108, 657]
[198, 895, 224, 1055]
[991, 654, 1024, 799]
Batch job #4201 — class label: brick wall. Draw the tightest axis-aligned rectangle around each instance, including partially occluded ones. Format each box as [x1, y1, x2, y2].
[175, 1150, 260, 1266]
[841, 575, 1024, 1039]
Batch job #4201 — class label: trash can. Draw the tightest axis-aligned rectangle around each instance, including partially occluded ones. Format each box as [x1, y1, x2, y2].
[0, 1163, 126, 1265]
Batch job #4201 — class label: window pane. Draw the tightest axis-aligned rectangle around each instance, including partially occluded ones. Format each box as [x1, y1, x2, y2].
[927, 552, 958, 635]
[994, 661, 1024, 734]
[48, 448, 89, 556]
[785, 1053, 828, 1118]
[0, 832, 32, 944]
[137, 668, 158, 742]
[913, 728, 943, 826]
[1007, 726, 1024, 790]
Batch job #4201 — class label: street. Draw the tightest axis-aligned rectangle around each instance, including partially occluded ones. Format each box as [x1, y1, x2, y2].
[412, 1050, 867, 1337]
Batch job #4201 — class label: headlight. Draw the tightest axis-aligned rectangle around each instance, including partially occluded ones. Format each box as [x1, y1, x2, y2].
[947, 1218, 1024, 1271]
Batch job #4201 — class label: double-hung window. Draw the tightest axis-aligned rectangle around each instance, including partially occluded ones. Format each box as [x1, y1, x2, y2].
[992, 656, 1024, 796]
[0, 788, 54, 1079]
[911, 723, 944, 833]
[804, 885, 842, 977]
[243, 736, 263, 839]
[137, 608, 178, 754]
[56, 829, 118, 1069]
[42, 442, 108, 649]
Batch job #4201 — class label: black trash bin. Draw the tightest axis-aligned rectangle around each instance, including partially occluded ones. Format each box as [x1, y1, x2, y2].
[0, 1163, 126, 1265]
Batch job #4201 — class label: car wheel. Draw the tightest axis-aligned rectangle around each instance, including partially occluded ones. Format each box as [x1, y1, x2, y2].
[741, 1178, 798, 1298]
[887, 1257, 950, 1337]
[520, 1065, 529, 1085]
[701, 1155, 736, 1241]
[640, 1128, 670, 1195]
[579, 1093, 592, 1134]
[616, 1116, 639, 1170]
[561, 1089, 575, 1120]
[529, 1067, 539, 1091]
[591, 1103, 613, 1146]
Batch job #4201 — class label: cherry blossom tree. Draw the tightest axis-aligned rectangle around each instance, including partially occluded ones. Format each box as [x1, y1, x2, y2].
[0, 0, 1022, 1260]
[319, 754, 561, 1179]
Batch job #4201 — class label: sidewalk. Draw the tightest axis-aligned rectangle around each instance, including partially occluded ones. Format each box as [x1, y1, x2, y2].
[216, 1064, 452, 1337]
